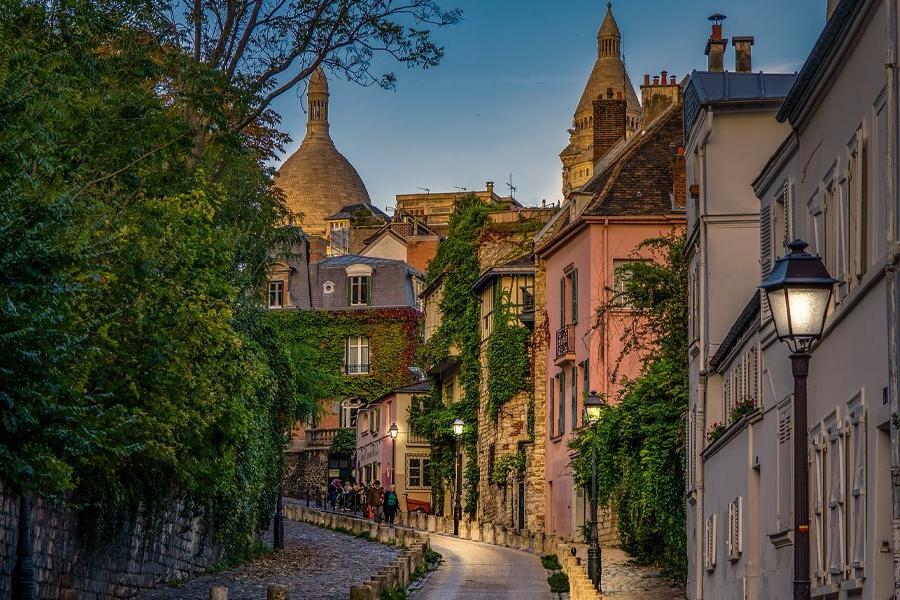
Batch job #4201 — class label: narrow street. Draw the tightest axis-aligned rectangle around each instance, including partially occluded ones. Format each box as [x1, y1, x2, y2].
[410, 533, 553, 600]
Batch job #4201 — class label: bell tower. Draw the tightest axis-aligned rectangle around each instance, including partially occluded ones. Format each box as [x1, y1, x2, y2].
[306, 67, 330, 140]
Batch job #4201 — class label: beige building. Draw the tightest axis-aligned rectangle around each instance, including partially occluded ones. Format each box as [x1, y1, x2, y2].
[559, 2, 642, 195]
[394, 182, 519, 233]
[687, 3, 900, 598]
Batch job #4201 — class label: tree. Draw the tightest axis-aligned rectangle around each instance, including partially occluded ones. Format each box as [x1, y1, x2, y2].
[152, 0, 460, 162]
[568, 233, 688, 581]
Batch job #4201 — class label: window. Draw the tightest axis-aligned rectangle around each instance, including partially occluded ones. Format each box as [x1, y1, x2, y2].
[349, 275, 371, 306]
[846, 396, 866, 577]
[847, 128, 868, 284]
[444, 378, 455, 404]
[368, 407, 380, 433]
[825, 410, 845, 583]
[581, 360, 589, 428]
[558, 370, 566, 435]
[268, 280, 284, 308]
[346, 336, 370, 374]
[727, 496, 743, 561]
[704, 513, 717, 572]
[549, 376, 556, 438]
[571, 364, 578, 430]
[560, 267, 578, 325]
[569, 269, 578, 325]
[407, 455, 431, 488]
[613, 260, 649, 307]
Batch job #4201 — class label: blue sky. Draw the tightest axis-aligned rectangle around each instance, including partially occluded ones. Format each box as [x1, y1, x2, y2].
[271, 0, 825, 210]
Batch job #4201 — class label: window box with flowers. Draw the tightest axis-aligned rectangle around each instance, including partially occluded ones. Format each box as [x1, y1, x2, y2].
[706, 422, 727, 445]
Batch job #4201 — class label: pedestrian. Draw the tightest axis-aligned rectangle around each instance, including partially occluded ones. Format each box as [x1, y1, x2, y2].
[367, 480, 384, 523]
[383, 484, 399, 526]
[328, 477, 342, 511]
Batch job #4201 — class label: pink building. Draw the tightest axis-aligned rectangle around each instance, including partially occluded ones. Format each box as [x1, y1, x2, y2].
[535, 100, 685, 539]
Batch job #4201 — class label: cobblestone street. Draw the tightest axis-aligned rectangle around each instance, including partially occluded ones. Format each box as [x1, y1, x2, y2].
[138, 519, 400, 600]
[591, 547, 684, 599]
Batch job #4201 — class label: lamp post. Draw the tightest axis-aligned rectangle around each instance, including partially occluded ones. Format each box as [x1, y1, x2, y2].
[452, 418, 464, 536]
[761, 240, 836, 600]
[583, 392, 605, 592]
[389, 423, 399, 487]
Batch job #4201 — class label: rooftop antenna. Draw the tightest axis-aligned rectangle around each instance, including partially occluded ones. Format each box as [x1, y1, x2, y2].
[453, 186, 467, 192]
[416, 187, 430, 194]
[506, 173, 517, 199]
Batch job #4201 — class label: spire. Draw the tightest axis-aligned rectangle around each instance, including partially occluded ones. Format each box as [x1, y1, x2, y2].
[306, 67, 330, 139]
[598, 2, 621, 58]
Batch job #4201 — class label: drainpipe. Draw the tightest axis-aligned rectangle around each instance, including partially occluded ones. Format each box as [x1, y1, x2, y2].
[885, 0, 900, 595]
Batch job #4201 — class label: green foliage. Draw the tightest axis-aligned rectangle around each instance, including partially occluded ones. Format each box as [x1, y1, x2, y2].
[540, 554, 561, 570]
[380, 588, 407, 600]
[569, 234, 688, 581]
[424, 547, 442, 564]
[486, 294, 531, 421]
[730, 398, 757, 423]
[0, 0, 322, 560]
[706, 422, 726, 444]
[411, 195, 493, 515]
[330, 428, 357, 457]
[492, 449, 525, 484]
[547, 571, 570, 593]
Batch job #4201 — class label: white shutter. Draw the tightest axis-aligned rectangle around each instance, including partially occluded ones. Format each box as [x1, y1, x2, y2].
[727, 502, 735, 558]
[777, 401, 793, 532]
[736, 496, 743, 555]
[847, 398, 866, 574]
[811, 428, 826, 585]
[705, 513, 717, 571]
[784, 181, 793, 244]
[760, 205, 772, 322]
[826, 412, 845, 582]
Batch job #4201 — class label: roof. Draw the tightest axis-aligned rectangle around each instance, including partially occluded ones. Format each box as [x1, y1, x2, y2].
[598, 2, 621, 37]
[579, 102, 684, 216]
[362, 217, 443, 245]
[776, 0, 864, 124]
[317, 254, 425, 278]
[324, 203, 388, 222]
[370, 379, 432, 404]
[471, 255, 535, 293]
[683, 70, 797, 139]
[709, 293, 761, 371]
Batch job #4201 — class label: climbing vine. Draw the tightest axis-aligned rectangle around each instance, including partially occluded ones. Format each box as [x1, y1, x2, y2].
[486, 294, 531, 421]
[411, 195, 493, 516]
[491, 447, 525, 484]
[330, 428, 357, 457]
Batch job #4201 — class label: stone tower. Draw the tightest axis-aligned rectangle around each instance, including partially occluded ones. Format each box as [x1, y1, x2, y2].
[276, 68, 373, 237]
[560, 2, 642, 194]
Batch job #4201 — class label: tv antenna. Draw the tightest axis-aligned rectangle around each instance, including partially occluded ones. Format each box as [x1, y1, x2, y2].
[506, 173, 517, 198]
[416, 187, 430, 194]
[453, 186, 467, 192]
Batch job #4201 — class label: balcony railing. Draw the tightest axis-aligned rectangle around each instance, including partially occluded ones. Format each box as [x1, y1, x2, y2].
[555, 324, 575, 360]
[305, 427, 345, 448]
[346, 363, 370, 375]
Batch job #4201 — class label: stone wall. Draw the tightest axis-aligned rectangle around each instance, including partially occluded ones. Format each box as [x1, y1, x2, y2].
[0, 483, 223, 600]
[527, 256, 548, 534]
[283, 448, 329, 498]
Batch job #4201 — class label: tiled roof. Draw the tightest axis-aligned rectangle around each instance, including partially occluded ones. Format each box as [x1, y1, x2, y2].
[580, 103, 684, 216]
[317, 254, 424, 278]
[471, 255, 535, 293]
[709, 293, 761, 372]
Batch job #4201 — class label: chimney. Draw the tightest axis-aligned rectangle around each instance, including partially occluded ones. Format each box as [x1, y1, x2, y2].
[732, 36, 754, 73]
[640, 70, 682, 126]
[486, 181, 494, 194]
[705, 14, 728, 72]
[592, 95, 627, 163]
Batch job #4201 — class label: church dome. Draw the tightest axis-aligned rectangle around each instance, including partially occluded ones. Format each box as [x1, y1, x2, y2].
[576, 2, 639, 118]
[276, 68, 372, 236]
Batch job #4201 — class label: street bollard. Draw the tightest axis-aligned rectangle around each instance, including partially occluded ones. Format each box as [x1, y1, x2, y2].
[209, 586, 228, 600]
[266, 584, 289, 600]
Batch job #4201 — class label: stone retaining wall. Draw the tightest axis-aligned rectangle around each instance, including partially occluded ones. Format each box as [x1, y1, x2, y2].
[0, 484, 223, 600]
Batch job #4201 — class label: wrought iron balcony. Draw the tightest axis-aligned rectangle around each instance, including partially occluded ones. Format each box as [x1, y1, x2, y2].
[555, 324, 576, 363]
[346, 363, 370, 375]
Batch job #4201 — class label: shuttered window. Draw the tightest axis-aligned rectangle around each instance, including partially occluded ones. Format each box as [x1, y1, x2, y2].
[777, 399, 793, 533]
[570, 269, 578, 325]
[549, 377, 555, 438]
[760, 204, 772, 322]
[846, 397, 866, 577]
[727, 496, 743, 560]
[825, 412, 845, 583]
[704, 513, 717, 572]
[811, 426, 826, 586]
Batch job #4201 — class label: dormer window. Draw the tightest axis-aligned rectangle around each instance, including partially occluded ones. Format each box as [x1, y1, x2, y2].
[345, 263, 374, 306]
[349, 276, 370, 306]
[268, 280, 284, 308]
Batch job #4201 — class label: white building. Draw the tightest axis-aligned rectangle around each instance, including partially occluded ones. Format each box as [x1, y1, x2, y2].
[687, 1, 900, 598]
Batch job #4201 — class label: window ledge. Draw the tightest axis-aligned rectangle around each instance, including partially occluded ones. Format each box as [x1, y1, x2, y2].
[549, 433, 565, 443]
[768, 529, 793, 548]
[701, 408, 762, 461]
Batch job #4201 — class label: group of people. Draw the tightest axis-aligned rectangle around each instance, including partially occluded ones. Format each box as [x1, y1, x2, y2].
[327, 478, 400, 525]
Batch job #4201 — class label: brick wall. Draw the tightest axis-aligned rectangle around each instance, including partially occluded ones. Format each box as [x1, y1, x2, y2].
[0, 482, 223, 600]
[592, 97, 627, 163]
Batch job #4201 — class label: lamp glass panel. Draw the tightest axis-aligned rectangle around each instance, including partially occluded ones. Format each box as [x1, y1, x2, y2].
[766, 288, 790, 340]
[785, 286, 831, 337]
[585, 406, 602, 424]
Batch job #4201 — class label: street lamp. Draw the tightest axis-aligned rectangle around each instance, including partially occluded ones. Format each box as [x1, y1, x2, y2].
[583, 391, 605, 592]
[452, 418, 464, 536]
[389, 423, 398, 486]
[761, 239, 836, 600]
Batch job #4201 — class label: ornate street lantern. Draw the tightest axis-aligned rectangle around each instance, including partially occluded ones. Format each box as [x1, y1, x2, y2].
[584, 391, 605, 425]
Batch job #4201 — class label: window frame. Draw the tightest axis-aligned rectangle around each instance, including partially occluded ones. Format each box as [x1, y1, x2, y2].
[346, 335, 370, 375]
[348, 275, 371, 306]
[407, 454, 431, 489]
[268, 280, 284, 308]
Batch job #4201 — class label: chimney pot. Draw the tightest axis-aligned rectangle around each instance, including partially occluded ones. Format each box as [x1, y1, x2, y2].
[670, 74, 677, 85]
[661, 70, 668, 83]
[644, 74, 650, 86]
[652, 75, 660, 85]
[486, 181, 494, 193]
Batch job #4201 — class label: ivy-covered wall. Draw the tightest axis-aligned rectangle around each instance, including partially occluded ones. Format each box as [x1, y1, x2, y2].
[263, 307, 420, 406]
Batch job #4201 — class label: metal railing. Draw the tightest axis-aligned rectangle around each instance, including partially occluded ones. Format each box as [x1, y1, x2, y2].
[305, 428, 346, 448]
[555, 324, 575, 360]
[346, 363, 370, 375]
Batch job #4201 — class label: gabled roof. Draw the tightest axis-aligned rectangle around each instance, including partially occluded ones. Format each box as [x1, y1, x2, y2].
[318, 254, 424, 278]
[471, 255, 535, 294]
[362, 217, 443, 245]
[324, 203, 388, 222]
